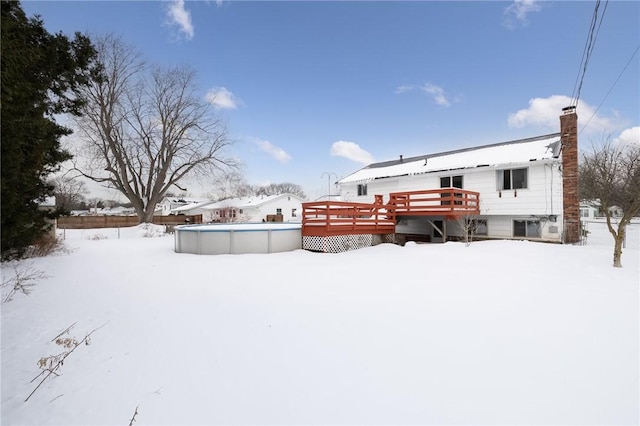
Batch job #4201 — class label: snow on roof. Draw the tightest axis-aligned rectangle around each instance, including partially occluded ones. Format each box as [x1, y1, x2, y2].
[161, 197, 210, 205]
[170, 199, 216, 213]
[202, 193, 303, 210]
[339, 134, 562, 184]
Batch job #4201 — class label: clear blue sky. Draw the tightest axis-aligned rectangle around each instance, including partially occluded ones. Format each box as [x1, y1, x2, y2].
[22, 0, 640, 200]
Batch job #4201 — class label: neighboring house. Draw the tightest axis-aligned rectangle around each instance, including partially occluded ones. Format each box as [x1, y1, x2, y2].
[169, 199, 216, 216]
[202, 194, 305, 223]
[334, 107, 581, 244]
[580, 201, 601, 221]
[101, 206, 136, 216]
[157, 197, 210, 216]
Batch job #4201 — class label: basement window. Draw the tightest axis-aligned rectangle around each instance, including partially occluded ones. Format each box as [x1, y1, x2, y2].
[470, 219, 488, 236]
[497, 168, 528, 190]
[357, 184, 368, 196]
[513, 220, 540, 238]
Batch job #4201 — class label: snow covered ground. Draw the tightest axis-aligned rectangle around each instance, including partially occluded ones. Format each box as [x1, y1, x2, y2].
[1, 223, 638, 425]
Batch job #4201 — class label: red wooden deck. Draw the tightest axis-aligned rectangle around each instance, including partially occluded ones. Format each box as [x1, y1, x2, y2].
[302, 189, 480, 237]
[301, 200, 396, 237]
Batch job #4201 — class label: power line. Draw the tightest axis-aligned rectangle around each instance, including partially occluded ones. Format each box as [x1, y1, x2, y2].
[579, 44, 640, 136]
[570, 0, 609, 107]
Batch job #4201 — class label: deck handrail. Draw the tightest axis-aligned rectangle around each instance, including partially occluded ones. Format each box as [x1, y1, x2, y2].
[302, 201, 395, 236]
[388, 188, 480, 216]
[301, 188, 480, 237]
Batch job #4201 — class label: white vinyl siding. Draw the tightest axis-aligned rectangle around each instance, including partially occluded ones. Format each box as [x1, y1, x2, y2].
[338, 159, 563, 243]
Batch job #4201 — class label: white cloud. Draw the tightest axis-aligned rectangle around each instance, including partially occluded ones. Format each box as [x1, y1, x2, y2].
[614, 126, 640, 146]
[395, 83, 456, 107]
[503, 0, 542, 29]
[330, 141, 375, 165]
[166, 0, 194, 40]
[255, 139, 292, 164]
[205, 87, 242, 110]
[394, 85, 415, 94]
[507, 95, 615, 135]
[421, 83, 451, 107]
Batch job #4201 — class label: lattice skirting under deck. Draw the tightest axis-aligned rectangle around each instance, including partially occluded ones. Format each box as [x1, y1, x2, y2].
[302, 233, 395, 253]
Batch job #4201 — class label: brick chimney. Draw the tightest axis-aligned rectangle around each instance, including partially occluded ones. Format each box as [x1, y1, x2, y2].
[560, 106, 580, 244]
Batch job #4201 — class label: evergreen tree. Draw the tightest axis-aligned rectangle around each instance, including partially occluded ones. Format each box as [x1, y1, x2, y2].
[1, 1, 96, 259]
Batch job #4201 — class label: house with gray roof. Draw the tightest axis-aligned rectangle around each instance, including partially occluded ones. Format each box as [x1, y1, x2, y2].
[333, 107, 580, 244]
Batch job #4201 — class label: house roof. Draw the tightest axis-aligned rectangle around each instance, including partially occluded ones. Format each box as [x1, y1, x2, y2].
[202, 193, 304, 210]
[338, 133, 562, 184]
[160, 197, 210, 205]
[170, 199, 216, 213]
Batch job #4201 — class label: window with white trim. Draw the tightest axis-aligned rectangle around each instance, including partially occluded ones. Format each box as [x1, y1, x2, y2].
[497, 168, 528, 190]
[357, 184, 368, 196]
[440, 175, 463, 189]
[440, 175, 463, 205]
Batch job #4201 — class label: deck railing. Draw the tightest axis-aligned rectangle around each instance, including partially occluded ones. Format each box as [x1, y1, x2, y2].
[301, 201, 396, 236]
[388, 188, 480, 217]
[301, 189, 480, 237]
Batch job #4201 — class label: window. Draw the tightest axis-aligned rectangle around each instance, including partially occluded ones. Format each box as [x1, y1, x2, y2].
[292, 208, 297, 217]
[239, 209, 243, 214]
[357, 184, 368, 196]
[580, 208, 589, 218]
[497, 168, 528, 190]
[440, 175, 463, 189]
[513, 220, 540, 238]
[470, 219, 487, 235]
[276, 208, 282, 215]
[441, 175, 463, 205]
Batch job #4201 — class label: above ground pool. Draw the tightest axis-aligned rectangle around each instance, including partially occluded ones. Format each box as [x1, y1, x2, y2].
[174, 223, 302, 255]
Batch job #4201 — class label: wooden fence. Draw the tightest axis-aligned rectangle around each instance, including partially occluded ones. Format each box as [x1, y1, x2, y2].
[57, 214, 202, 229]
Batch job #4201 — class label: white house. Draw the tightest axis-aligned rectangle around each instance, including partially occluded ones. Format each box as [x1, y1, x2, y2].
[580, 201, 601, 221]
[201, 194, 305, 223]
[157, 197, 211, 216]
[335, 108, 580, 244]
[169, 199, 216, 216]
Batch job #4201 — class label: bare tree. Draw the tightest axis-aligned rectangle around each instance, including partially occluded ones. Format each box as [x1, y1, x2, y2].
[579, 137, 640, 267]
[210, 169, 253, 200]
[74, 35, 235, 222]
[49, 174, 88, 211]
[255, 182, 306, 199]
[454, 214, 478, 247]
